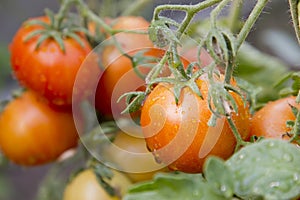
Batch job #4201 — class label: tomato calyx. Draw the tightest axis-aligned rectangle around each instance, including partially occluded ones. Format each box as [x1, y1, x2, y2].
[88, 161, 118, 197]
[23, 6, 89, 52]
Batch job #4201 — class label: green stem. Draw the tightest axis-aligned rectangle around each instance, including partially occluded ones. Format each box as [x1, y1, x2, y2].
[227, 116, 249, 152]
[153, 0, 222, 26]
[145, 52, 169, 84]
[236, 0, 269, 50]
[210, 0, 232, 28]
[121, 0, 153, 16]
[288, 0, 300, 44]
[148, 0, 222, 82]
[228, 0, 244, 33]
[224, 55, 235, 84]
[54, 0, 76, 29]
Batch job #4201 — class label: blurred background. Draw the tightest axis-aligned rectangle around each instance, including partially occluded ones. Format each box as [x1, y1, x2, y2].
[0, 0, 299, 200]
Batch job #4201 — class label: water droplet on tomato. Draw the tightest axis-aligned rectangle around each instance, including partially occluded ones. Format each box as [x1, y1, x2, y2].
[152, 149, 162, 164]
[40, 75, 46, 82]
[52, 98, 65, 106]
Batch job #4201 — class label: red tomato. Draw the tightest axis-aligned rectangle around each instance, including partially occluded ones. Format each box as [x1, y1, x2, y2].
[10, 16, 92, 106]
[140, 77, 250, 173]
[249, 96, 298, 140]
[0, 90, 80, 166]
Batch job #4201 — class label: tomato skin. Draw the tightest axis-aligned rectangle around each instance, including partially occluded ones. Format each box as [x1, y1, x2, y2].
[10, 16, 92, 106]
[249, 96, 298, 140]
[140, 78, 250, 173]
[104, 130, 168, 183]
[63, 169, 131, 200]
[0, 90, 79, 166]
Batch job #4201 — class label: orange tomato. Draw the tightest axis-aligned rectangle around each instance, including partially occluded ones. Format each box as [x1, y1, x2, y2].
[140, 77, 250, 173]
[0, 90, 80, 166]
[249, 96, 298, 140]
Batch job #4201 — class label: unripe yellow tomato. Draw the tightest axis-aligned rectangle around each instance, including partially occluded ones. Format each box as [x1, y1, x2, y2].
[63, 169, 131, 200]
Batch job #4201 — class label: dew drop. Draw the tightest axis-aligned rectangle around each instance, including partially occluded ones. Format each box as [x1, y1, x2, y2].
[269, 181, 280, 188]
[293, 173, 299, 182]
[238, 154, 245, 160]
[268, 141, 275, 147]
[52, 98, 65, 106]
[220, 185, 227, 192]
[282, 153, 293, 162]
[152, 150, 162, 164]
[40, 75, 46, 82]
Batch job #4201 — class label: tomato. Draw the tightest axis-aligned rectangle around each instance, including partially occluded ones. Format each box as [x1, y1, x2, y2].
[104, 130, 168, 183]
[63, 169, 131, 200]
[95, 48, 165, 118]
[249, 96, 298, 140]
[95, 16, 158, 118]
[10, 16, 92, 106]
[0, 90, 80, 166]
[140, 77, 250, 173]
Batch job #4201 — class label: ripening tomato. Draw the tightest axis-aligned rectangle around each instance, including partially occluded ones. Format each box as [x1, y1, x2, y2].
[63, 169, 131, 200]
[140, 77, 250, 173]
[10, 16, 92, 106]
[104, 130, 168, 182]
[0, 90, 80, 166]
[249, 96, 298, 140]
[95, 47, 165, 118]
[94, 16, 163, 118]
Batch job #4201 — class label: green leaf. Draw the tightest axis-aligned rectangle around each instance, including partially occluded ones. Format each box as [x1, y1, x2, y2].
[226, 139, 300, 200]
[124, 172, 225, 200]
[204, 157, 234, 198]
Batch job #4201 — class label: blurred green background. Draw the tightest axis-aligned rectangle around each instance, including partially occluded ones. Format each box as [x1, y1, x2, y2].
[0, 0, 299, 200]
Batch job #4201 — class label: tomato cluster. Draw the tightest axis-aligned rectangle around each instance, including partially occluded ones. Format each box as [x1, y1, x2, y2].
[0, 15, 92, 166]
[1, 1, 299, 199]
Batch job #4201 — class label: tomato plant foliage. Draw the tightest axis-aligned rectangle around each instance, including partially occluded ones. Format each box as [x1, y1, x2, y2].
[2, 0, 300, 199]
[124, 139, 300, 200]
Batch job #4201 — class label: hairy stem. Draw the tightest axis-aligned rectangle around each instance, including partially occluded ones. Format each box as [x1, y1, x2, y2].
[236, 0, 269, 49]
[121, 0, 153, 16]
[54, 0, 76, 29]
[288, 0, 300, 44]
[210, 0, 232, 28]
[228, 0, 244, 33]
